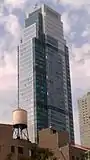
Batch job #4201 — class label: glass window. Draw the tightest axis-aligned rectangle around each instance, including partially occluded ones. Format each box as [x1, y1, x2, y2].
[18, 147, 23, 154]
[29, 149, 31, 156]
[52, 129, 56, 134]
[11, 146, 15, 153]
[72, 156, 75, 160]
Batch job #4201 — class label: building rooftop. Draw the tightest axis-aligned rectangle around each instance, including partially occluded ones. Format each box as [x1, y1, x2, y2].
[25, 3, 61, 19]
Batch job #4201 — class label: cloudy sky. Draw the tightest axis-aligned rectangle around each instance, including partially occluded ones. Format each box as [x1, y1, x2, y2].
[0, 0, 90, 144]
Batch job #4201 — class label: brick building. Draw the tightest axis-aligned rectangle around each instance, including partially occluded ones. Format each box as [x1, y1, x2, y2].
[0, 124, 32, 160]
[0, 124, 89, 160]
[39, 128, 90, 160]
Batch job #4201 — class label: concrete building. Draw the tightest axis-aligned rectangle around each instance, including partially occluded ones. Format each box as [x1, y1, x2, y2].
[19, 3, 74, 143]
[0, 124, 32, 160]
[39, 128, 90, 160]
[78, 92, 90, 148]
[0, 124, 89, 160]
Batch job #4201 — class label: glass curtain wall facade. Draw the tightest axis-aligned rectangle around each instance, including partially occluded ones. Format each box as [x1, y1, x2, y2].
[19, 4, 74, 143]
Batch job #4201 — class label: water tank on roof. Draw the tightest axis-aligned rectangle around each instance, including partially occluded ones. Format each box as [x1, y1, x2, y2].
[13, 108, 27, 128]
[12, 108, 29, 140]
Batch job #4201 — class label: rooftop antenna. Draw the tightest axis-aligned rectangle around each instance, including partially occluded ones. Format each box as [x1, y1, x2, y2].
[17, 45, 20, 109]
[12, 45, 29, 141]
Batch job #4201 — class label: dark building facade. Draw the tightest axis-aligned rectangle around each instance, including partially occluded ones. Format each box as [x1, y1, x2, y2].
[19, 4, 74, 143]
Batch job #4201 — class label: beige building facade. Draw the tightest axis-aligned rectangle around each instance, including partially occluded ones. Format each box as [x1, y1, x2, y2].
[78, 92, 90, 148]
[0, 124, 32, 160]
[0, 124, 89, 160]
[39, 128, 89, 160]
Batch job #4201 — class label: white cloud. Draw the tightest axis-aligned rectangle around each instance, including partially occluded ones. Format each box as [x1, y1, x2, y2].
[71, 43, 90, 62]
[0, 14, 21, 39]
[0, 89, 17, 124]
[5, 15, 21, 35]
[70, 32, 76, 40]
[4, 0, 28, 9]
[0, 6, 21, 124]
[0, 13, 21, 91]
[0, 3, 4, 16]
[0, 73, 16, 90]
[82, 30, 88, 37]
[70, 42, 90, 144]
[61, 12, 71, 35]
[55, 0, 90, 7]
[0, 51, 16, 89]
[71, 60, 90, 92]
[85, 5, 90, 14]
[0, 0, 25, 128]
[61, 11, 79, 38]
[82, 24, 90, 37]
[0, 51, 16, 90]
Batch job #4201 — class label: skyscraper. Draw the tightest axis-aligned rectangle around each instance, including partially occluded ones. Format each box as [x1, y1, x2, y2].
[78, 92, 90, 147]
[19, 4, 74, 143]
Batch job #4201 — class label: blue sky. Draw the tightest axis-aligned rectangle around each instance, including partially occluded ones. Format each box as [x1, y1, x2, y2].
[0, 0, 90, 144]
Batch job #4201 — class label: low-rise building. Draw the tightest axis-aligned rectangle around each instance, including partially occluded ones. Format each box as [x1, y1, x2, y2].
[0, 124, 90, 160]
[0, 124, 33, 160]
[39, 128, 90, 160]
